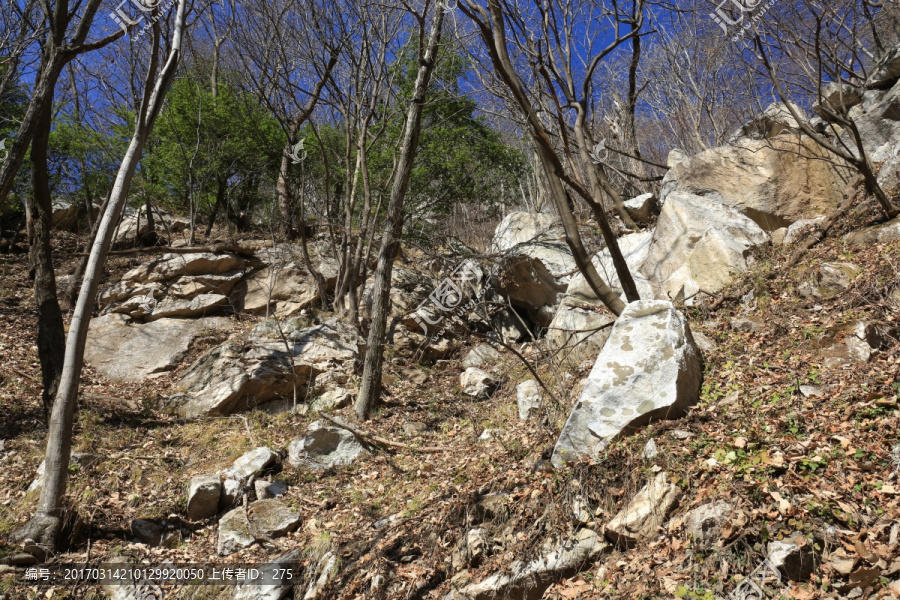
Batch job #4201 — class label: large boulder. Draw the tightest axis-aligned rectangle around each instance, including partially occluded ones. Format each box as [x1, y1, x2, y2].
[839, 80, 900, 186]
[869, 45, 900, 89]
[170, 318, 360, 417]
[287, 419, 369, 471]
[217, 500, 301, 556]
[639, 192, 769, 303]
[843, 216, 900, 245]
[547, 231, 653, 364]
[491, 212, 576, 327]
[84, 314, 231, 382]
[660, 136, 852, 230]
[551, 300, 701, 467]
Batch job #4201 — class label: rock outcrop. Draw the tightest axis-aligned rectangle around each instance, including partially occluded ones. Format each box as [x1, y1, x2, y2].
[170, 318, 360, 417]
[605, 472, 681, 546]
[639, 192, 769, 304]
[551, 300, 701, 467]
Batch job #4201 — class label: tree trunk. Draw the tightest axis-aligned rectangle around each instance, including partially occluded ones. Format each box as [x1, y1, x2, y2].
[28, 99, 66, 421]
[355, 6, 445, 420]
[63, 191, 110, 311]
[276, 147, 296, 237]
[11, 0, 187, 552]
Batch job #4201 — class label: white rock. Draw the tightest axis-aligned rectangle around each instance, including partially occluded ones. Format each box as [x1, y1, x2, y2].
[516, 380, 543, 420]
[222, 447, 279, 487]
[551, 300, 701, 467]
[232, 549, 302, 600]
[623, 193, 659, 224]
[768, 538, 816, 581]
[605, 472, 681, 545]
[462, 345, 501, 370]
[186, 473, 221, 521]
[287, 419, 368, 471]
[783, 216, 826, 245]
[683, 501, 733, 547]
[640, 192, 769, 304]
[642, 439, 658, 459]
[460, 368, 500, 399]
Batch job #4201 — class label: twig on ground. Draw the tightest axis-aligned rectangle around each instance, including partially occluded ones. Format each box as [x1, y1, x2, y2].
[318, 413, 449, 454]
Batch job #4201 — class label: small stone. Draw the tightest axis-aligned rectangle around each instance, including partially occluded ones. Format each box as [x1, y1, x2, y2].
[799, 385, 824, 398]
[516, 380, 543, 420]
[605, 472, 681, 546]
[683, 501, 733, 547]
[310, 388, 352, 413]
[460, 368, 500, 399]
[768, 537, 816, 581]
[287, 419, 369, 471]
[642, 439, 659, 459]
[671, 430, 694, 440]
[402, 421, 430, 437]
[254, 479, 288, 500]
[461, 345, 501, 370]
[572, 497, 593, 526]
[691, 331, 717, 355]
[467, 528, 487, 565]
[186, 473, 221, 521]
[730, 317, 764, 333]
[221, 447, 279, 486]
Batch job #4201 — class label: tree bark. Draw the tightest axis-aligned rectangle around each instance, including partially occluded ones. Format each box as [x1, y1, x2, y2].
[355, 6, 445, 420]
[11, 0, 187, 552]
[28, 98, 66, 421]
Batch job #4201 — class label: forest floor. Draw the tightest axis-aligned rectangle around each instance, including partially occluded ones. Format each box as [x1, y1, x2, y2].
[0, 199, 899, 600]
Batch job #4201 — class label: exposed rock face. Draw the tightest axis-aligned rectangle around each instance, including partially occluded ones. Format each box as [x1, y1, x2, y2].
[551, 301, 701, 467]
[640, 192, 769, 303]
[451, 528, 607, 600]
[84, 314, 231, 383]
[232, 247, 339, 318]
[516, 380, 543, 420]
[287, 420, 368, 471]
[605, 472, 681, 546]
[660, 136, 851, 230]
[683, 501, 733, 547]
[547, 231, 653, 364]
[460, 368, 500, 399]
[170, 318, 360, 418]
[841, 80, 900, 185]
[491, 212, 576, 327]
[730, 102, 806, 141]
[815, 83, 863, 119]
[817, 321, 887, 368]
[186, 474, 221, 521]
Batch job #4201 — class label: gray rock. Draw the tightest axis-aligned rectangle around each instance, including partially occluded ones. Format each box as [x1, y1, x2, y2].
[131, 519, 163, 546]
[217, 501, 301, 556]
[220, 478, 242, 511]
[455, 528, 607, 600]
[491, 212, 576, 327]
[771, 227, 788, 246]
[287, 419, 369, 471]
[730, 102, 806, 141]
[123, 252, 249, 283]
[667, 149, 689, 169]
[623, 193, 659, 224]
[233, 257, 336, 318]
[782, 216, 826, 245]
[683, 501, 733, 547]
[818, 321, 885, 368]
[310, 387, 352, 413]
[186, 473, 221, 520]
[516, 380, 543, 420]
[730, 317, 764, 333]
[146, 293, 228, 320]
[303, 551, 338, 600]
[403, 421, 431, 436]
[869, 45, 900, 89]
[462, 345, 501, 370]
[254, 480, 288, 500]
[814, 83, 864, 119]
[461, 368, 500, 399]
[671, 430, 693, 440]
[799, 385, 825, 398]
[843, 217, 900, 245]
[640, 192, 769, 304]
[551, 301, 701, 467]
[605, 472, 681, 546]
[172, 318, 360, 417]
[222, 447, 279, 487]
[691, 331, 716, 354]
[641, 439, 658, 459]
[84, 315, 231, 383]
[767, 538, 816, 581]
[217, 508, 257, 556]
[798, 262, 860, 299]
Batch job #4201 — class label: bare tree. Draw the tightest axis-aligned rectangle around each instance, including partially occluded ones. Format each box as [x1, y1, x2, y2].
[746, 0, 899, 218]
[458, 0, 644, 317]
[11, 0, 189, 553]
[355, 1, 445, 419]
